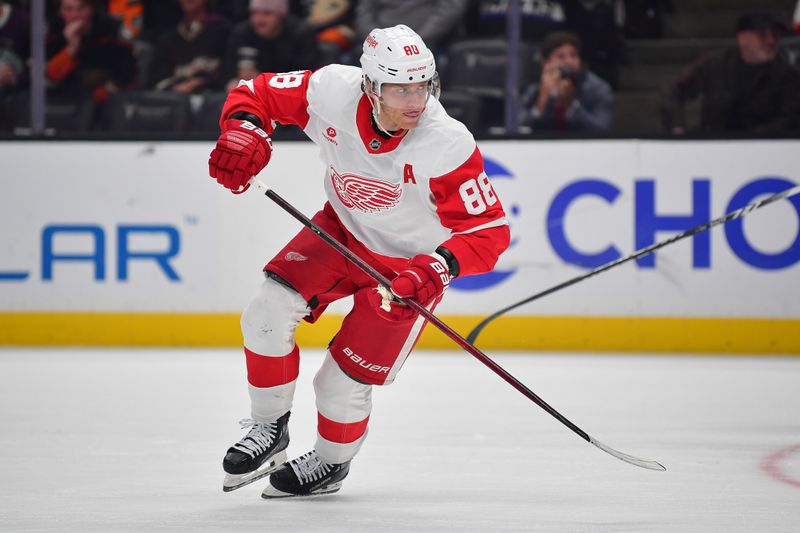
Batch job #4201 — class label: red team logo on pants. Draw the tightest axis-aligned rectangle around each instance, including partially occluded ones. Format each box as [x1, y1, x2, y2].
[330, 167, 402, 213]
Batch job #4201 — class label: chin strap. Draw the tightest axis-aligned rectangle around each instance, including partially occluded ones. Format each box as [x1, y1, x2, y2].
[369, 96, 404, 139]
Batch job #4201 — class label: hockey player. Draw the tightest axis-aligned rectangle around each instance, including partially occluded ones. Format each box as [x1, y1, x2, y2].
[208, 24, 510, 498]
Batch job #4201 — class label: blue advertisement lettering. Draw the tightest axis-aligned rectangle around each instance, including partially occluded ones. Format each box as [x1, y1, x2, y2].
[10, 224, 182, 282]
[548, 179, 621, 268]
[635, 179, 711, 269]
[42, 225, 106, 281]
[725, 178, 800, 270]
[117, 226, 181, 281]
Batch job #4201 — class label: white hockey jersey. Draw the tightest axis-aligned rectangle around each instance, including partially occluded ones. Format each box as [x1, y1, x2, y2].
[222, 64, 509, 276]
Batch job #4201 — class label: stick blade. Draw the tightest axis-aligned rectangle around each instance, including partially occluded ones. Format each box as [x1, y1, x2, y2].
[590, 437, 666, 471]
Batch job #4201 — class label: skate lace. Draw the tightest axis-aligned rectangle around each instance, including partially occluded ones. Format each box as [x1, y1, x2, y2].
[231, 418, 277, 458]
[289, 451, 333, 485]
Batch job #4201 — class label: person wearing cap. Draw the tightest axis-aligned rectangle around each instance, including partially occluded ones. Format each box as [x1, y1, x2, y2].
[207, 24, 509, 498]
[660, 10, 800, 134]
[223, 0, 319, 92]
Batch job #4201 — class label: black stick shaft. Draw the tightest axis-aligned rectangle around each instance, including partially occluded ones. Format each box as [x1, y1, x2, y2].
[467, 184, 800, 344]
[263, 189, 592, 443]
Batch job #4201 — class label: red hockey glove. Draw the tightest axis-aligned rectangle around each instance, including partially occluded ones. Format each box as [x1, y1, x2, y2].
[390, 253, 451, 307]
[208, 119, 272, 194]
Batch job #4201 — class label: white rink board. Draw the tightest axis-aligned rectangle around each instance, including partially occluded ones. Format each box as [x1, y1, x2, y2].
[0, 139, 798, 318]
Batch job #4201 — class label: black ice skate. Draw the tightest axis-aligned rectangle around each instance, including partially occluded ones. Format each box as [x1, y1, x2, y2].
[261, 450, 350, 498]
[222, 412, 290, 492]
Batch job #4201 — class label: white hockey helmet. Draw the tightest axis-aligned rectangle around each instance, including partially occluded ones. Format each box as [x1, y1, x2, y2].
[360, 24, 438, 98]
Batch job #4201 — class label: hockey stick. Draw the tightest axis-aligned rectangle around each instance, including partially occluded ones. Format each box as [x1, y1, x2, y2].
[252, 180, 666, 472]
[467, 183, 800, 345]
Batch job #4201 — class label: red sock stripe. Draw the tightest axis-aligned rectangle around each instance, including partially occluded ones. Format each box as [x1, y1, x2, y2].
[244, 345, 300, 387]
[317, 412, 369, 444]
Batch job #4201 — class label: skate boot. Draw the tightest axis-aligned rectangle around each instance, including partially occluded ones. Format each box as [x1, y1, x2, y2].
[222, 412, 290, 492]
[261, 450, 350, 498]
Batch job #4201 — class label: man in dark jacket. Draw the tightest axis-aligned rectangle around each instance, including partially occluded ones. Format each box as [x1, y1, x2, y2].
[661, 11, 800, 134]
[223, 0, 319, 92]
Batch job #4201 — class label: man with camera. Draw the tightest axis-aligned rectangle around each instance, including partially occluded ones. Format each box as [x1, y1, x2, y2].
[521, 30, 613, 132]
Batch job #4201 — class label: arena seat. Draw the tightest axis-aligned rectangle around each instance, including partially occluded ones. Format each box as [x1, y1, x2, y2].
[437, 90, 483, 133]
[106, 91, 191, 133]
[1, 92, 95, 133]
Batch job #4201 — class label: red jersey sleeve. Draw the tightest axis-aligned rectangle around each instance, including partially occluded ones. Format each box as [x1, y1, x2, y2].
[220, 70, 313, 133]
[430, 147, 510, 277]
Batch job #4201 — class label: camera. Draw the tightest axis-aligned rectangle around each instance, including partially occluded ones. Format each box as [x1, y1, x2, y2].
[557, 65, 578, 82]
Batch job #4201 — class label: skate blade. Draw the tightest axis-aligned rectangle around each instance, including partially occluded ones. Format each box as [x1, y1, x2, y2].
[222, 450, 287, 492]
[261, 481, 342, 499]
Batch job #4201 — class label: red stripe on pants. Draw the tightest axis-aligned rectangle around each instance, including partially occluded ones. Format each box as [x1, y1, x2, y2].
[317, 412, 369, 444]
[245, 345, 300, 387]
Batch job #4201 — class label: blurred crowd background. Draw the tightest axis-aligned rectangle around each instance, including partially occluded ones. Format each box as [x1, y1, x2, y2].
[1, 0, 799, 138]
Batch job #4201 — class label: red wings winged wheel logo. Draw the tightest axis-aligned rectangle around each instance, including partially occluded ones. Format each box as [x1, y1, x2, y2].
[330, 167, 402, 213]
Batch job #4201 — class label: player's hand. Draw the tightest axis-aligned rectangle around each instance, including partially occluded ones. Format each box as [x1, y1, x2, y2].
[391, 253, 450, 307]
[208, 119, 272, 194]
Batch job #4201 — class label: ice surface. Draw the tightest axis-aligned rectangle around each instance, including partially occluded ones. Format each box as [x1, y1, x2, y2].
[1, 348, 798, 532]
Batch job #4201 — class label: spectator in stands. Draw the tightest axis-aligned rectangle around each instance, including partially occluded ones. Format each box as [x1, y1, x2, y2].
[520, 31, 613, 132]
[0, 1, 30, 95]
[661, 11, 800, 134]
[355, 0, 469, 54]
[306, 0, 356, 65]
[46, 0, 136, 103]
[216, 0, 352, 64]
[150, 0, 230, 94]
[223, 0, 319, 91]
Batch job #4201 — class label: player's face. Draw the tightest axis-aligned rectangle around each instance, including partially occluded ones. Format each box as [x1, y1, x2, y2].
[377, 82, 430, 130]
